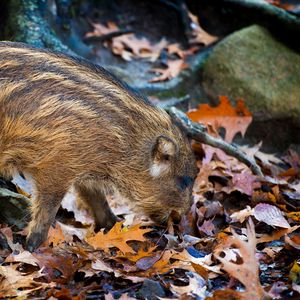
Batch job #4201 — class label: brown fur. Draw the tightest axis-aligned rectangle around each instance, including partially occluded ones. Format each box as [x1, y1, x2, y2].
[0, 41, 197, 251]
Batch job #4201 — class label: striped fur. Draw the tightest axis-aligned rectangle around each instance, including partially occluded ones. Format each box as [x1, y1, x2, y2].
[0, 42, 197, 250]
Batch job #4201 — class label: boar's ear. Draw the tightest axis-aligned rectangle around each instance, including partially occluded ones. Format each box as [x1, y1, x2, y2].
[150, 136, 177, 177]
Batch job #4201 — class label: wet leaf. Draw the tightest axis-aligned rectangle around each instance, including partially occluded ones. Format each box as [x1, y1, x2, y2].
[187, 96, 252, 143]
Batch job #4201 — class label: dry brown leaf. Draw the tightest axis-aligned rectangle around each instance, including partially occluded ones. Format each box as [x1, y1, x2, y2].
[5, 250, 39, 266]
[0, 265, 51, 298]
[222, 169, 258, 196]
[188, 12, 218, 46]
[141, 250, 180, 276]
[43, 222, 67, 247]
[214, 219, 267, 300]
[86, 222, 152, 253]
[171, 272, 206, 298]
[149, 59, 188, 82]
[86, 21, 168, 61]
[257, 225, 300, 244]
[173, 249, 221, 276]
[230, 206, 254, 223]
[206, 289, 245, 300]
[112, 34, 167, 61]
[85, 21, 119, 39]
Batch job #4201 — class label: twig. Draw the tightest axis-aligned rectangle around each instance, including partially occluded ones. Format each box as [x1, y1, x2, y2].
[157, 95, 190, 110]
[221, 0, 300, 50]
[168, 106, 264, 177]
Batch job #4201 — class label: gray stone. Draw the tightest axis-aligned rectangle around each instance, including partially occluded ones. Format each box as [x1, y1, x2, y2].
[137, 279, 166, 300]
[202, 25, 300, 124]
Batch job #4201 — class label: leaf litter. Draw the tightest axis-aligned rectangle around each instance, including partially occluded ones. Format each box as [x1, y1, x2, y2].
[0, 97, 299, 299]
[85, 11, 218, 83]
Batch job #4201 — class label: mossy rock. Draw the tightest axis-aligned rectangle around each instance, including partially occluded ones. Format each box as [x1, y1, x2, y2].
[203, 25, 300, 124]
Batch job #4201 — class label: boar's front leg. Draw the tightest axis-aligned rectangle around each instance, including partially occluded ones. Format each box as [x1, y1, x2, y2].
[26, 175, 68, 252]
[75, 181, 119, 231]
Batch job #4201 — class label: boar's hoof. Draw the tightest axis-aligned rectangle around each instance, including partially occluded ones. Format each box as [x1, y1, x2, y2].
[25, 232, 47, 252]
[95, 215, 121, 232]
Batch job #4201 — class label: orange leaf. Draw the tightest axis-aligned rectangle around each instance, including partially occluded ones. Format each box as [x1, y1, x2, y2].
[187, 96, 252, 142]
[86, 222, 152, 253]
[117, 246, 157, 262]
[44, 223, 66, 247]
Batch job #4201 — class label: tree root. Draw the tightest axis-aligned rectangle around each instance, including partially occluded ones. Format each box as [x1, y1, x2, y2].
[6, 0, 74, 55]
[168, 106, 264, 177]
[221, 0, 300, 51]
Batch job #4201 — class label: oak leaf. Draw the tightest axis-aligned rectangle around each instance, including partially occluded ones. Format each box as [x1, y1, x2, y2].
[257, 225, 300, 244]
[187, 96, 252, 143]
[44, 222, 67, 247]
[0, 265, 51, 298]
[5, 250, 39, 266]
[171, 272, 206, 298]
[86, 222, 152, 253]
[149, 59, 188, 82]
[85, 21, 119, 39]
[214, 219, 267, 300]
[188, 12, 218, 46]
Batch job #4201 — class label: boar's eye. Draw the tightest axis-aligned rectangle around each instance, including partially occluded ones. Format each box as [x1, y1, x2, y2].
[176, 176, 194, 191]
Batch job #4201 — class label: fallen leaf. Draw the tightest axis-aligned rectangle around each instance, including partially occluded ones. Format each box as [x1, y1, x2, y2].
[222, 169, 258, 196]
[214, 219, 267, 300]
[206, 289, 244, 300]
[188, 12, 218, 46]
[91, 259, 115, 273]
[149, 59, 188, 82]
[257, 225, 300, 243]
[85, 21, 119, 39]
[86, 222, 152, 253]
[171, 272, 206, 298]
[187, 96, 252, 143]
[230, 206, 254, 223]
[136, 253, 161, 271]
[43, 222, 67, 247]
[285, 235, 300, 250]
[5, 250, 39, 266]
[198, 219, 215, 236]
[0, 265, 51, 298]
[113, 35, 167, 61]
[253, 203, 290, 228]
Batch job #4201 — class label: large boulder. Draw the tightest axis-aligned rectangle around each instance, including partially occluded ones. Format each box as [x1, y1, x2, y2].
[202, 25, 300, 125]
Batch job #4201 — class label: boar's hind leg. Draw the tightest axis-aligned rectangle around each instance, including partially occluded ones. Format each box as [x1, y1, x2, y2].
[26, 180, 68, 252]
[75, 182, 118, 231]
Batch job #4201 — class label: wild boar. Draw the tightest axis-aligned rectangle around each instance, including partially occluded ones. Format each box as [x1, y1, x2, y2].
[0, 41, 197, 251]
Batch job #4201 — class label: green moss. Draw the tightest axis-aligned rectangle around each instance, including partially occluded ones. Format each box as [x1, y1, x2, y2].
[203, 25, 300, 121]
[5, 0, 73, 54]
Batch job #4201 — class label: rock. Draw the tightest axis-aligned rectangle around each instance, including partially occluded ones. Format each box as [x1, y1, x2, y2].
[137, 279, 166, 300]
[0, 187, 31, 230]
[202, 25, 300, 125]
